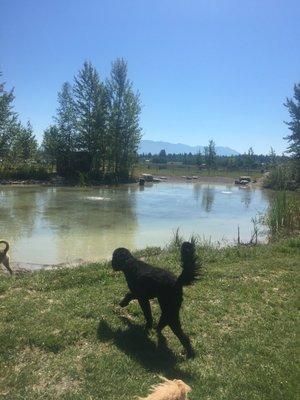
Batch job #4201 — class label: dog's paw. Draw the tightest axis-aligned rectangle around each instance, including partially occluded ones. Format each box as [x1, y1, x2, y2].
[186, 348, 196, 359]
[119, 300, 129, 308]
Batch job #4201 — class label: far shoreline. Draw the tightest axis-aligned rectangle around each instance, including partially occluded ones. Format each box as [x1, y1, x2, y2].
[0, 174, 261, 187]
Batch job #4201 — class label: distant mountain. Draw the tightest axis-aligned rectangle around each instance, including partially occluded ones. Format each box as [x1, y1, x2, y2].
[139, 140, 240, 156]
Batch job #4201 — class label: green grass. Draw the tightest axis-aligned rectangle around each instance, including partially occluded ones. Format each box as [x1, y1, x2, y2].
[265, 192, 300, 237]
[134, 164, 263, 180]
[0, 237, 299, 399]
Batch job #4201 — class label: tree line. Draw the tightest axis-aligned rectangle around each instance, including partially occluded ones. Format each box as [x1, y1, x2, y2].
[43, 59, 141, 181]
[0, 59, 142, 182]
[141, 141, 285, 171]
[0, 72, 38, 168]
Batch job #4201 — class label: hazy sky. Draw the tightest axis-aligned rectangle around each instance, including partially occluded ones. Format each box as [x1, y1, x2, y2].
[1, 0, 299, 154]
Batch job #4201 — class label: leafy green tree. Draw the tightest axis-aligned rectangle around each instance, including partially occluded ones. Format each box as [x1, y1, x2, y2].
[284, 83, 300, 160]
[245, 147, 255, 169]
[55, 81, 77, 173]
[56, 82, 77, 151]
[11, 121, 37, 164]
[195, 150, 203, 167]
[153, 149, 168, 164]
[0, 72, 18, 160]
[283, 83, 300, 184]
[159, 149, 166, 158]
[204, 140, 216, 169]
[107, 58, 142, 180]
[269, 147, 276, 166]
[42, 125, 61, 171]
[227, 156, 237, 170]
[159, 149, 167, 163]
[74, 61, 108, 174]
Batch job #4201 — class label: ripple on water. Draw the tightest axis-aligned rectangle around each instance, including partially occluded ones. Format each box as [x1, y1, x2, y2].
[85, 196, 111, 201]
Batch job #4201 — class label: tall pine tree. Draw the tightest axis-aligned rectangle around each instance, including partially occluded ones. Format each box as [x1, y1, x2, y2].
[284, 84, 300, 160]
[55, 81, 77, 173]
[284, 83, 300, 184]
[11, 121, 37, 164]
[107, 58, 141, 180]
[42, 125, 61, 171]
[74, 61, 108, 175]
[0, 72, 18, 161]
[204, 140, 216, 170]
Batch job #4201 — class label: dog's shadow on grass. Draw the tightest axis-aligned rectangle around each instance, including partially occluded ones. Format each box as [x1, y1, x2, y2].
[97, 317, 193, 379]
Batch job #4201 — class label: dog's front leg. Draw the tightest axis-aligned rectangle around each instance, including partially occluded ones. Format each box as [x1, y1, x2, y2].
[3, 256, 12, 275]
[138, 298, 153, 330]
[119, 292, 135, 307]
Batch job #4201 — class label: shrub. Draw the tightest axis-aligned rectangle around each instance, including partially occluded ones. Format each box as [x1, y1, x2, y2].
[263, 163, 299, 190]
[265, 191, 300, 237]
[0, 165, 50, 180]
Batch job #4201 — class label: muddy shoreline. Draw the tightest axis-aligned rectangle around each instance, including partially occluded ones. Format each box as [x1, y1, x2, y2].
[0, 174, 243, 187]
[8, 260, 88, 274]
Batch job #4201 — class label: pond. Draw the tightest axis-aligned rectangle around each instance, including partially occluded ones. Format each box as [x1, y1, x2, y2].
[0, 183, 271, 265]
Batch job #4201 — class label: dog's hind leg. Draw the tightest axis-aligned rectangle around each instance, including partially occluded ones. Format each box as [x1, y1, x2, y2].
[169, 316, 195, 358]
[156, 298, 172, 334]
[156, 313, 169, 349]
[138, 298, 153, 329]
[157, 313, 168, 332]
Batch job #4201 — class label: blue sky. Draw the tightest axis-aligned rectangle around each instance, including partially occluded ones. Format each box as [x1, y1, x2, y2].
[1, 0, 299, 154]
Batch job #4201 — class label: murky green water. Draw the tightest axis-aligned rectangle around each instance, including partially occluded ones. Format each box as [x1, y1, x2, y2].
[0, 183, 271, 264]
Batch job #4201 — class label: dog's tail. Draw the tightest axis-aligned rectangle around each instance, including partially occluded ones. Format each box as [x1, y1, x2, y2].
[176, 241, 200, 287]
[0, 240, 9, 254]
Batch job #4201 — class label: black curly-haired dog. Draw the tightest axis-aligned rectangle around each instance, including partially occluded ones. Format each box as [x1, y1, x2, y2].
[112, 241, 199, 357]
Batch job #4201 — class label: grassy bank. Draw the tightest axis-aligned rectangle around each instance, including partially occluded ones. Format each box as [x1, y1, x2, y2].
[0, 237, 299, 399]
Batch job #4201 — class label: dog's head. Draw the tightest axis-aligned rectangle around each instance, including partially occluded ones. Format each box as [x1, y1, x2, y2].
[174, 379, 192, 397]
[112, 247, 134, 271]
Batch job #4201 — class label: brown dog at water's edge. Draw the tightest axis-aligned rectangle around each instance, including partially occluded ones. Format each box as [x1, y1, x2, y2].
[0, 240, 12, 275]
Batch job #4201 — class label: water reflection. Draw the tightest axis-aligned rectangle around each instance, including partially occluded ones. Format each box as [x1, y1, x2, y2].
[193, 183, 216, 213]
[0, 188, 39, 239]
[193, 183, 202, 202]
[239, 187, 253, 208]
[201, 185, 215, 213]
[0, 186, 138, 263]
[46, 186, 138, 263]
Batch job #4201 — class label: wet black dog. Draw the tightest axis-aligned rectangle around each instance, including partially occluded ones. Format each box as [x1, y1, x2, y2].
[112, 242, 199, 357]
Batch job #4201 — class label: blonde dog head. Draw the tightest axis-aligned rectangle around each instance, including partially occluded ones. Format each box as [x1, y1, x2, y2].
[137, 376, 191, 400]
